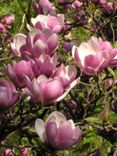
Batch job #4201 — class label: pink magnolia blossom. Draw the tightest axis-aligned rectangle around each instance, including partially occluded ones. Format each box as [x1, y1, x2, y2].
[0, 13, 14, 33]
[99, 0, 106, 5]
[0, 79, 19, 112]
[32, 0, 56, 15]
[52, 64, 77, 88]
[5, 60, 35, 88]
[4, 149, 14, 156]
[35, 111, 81, 150]
[24, 75, 64, 104]
[24, 75, 79, 105]
[11, 29, 58, 59]
[72, 36, 117, 75]
[72, 1, 83, 9]
[63, 41, 74, 52]
[2, 13, 15, 26]
[31, 14, 64, 33]
[31, 53, 57, 78]
[105, 2, 114, 11]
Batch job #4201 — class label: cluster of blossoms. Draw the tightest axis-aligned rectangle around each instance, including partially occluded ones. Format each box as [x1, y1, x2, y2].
[1, 0, 80, 151]
[1, 0, 117, 153]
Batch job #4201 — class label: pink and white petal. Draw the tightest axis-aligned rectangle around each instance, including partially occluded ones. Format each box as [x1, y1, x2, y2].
[56, 78, 80, 102]
[46, 111, 66, 128]
[47, 33, 58, 54]
[11, 33, 26, 54]
[73, 126, 82, 143]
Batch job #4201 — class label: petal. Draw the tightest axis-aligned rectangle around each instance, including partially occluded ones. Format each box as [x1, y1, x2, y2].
[35, 119, 45, 142]
[45, 122, 57, 145]
[47, 33, 58, 55]
[73, 126, 82, 143]
[43, 79, 63, 104]
[57, 121, 74, 141]
[84, 55, 100, 69]
[46, 111, 66, 128]
[56, 78, 79, 102]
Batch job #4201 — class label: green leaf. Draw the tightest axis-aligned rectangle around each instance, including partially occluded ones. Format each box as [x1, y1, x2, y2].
[84, 117, 101, 123]
[108, 67, 116, 78]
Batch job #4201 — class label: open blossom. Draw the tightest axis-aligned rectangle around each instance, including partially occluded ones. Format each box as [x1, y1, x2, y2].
[52, 64, 77, 88]
[24, 75, 64, 104]
[72, 36, 117, 75]
[72, 1, 83, 9]
[31, 53, 57, 78]
[5, 60, 34, 88]
[0, 79, 19, 112]
[35, 111, 81, 150]
[11, 29, 58, 59]
[32, 0, 56, 15]
[24, 74, 79, 105]
[31, 14, 64, 33]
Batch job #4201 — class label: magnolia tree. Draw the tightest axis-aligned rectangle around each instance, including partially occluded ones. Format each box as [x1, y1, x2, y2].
[0, 0, 117, 155]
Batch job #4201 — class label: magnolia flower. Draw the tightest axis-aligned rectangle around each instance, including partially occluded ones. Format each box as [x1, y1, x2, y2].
[4, 149, 14, 156]
[32, 0, 56, 15]
[0, 79, 19, 112]
[24, 75, 79, 105]
[72, 36, 117, 75]
[72, 1, 83, 9]
[31, 14, 64, 33]
[31, 53, 57, 78]
[99, 0, 106, 5]
[52, 64, 77, 88]
[5, 60, 35, 88]
[24, 75, 64, 104]
[2, 13, 15, 26]
[0, 13, 14, 33]
[35, 111, 81, 150]
[63, 41, 74, 52]
[11, 29, 58, 59]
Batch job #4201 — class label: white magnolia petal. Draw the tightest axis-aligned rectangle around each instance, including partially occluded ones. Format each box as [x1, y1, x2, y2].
[35, 119, 45, 142]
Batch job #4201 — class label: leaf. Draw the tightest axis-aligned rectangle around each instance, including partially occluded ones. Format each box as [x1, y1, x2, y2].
[84, 117, 101, 123]
[108, 67, 116, 78]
